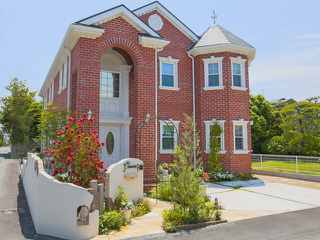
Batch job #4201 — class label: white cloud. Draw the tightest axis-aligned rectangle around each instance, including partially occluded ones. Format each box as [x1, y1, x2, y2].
[296, 33, 320, 39]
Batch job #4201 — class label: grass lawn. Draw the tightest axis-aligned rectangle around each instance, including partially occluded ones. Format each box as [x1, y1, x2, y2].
[252, 161, 320, 176]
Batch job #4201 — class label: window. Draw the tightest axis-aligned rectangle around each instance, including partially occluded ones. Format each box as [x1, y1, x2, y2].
[205, 119, 225, 154]
[59, 70, 63, 91]
[230, 57, 247, 90]
[160, 120, 179, 153]
[58, 62, 68, 94]
[159, 57, 179, 90]
[232, 119, 249, 154]
[100, 71, 120, 98]
[203, 56, 224, 90]
[63, 62, 68, 87]
[51, 82, 54, 102]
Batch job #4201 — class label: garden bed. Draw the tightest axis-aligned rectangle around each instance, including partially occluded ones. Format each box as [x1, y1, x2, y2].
[163, 219, 227, 232]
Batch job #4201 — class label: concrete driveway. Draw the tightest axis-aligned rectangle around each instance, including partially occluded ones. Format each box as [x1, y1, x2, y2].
[207, 178, 320, 221]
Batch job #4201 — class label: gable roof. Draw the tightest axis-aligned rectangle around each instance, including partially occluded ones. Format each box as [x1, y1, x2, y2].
[133, 1, 199, 42]
[188, 24, 256, 62]
[77, 4, 161, 38]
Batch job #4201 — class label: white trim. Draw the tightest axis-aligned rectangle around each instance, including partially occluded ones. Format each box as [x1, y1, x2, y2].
[158, 86, 180, 91]
[159, 120, 179, 152]
[133, 2, 199, 42]
[230, 86, 247, 91]
[233, 150, 250, 154]
[203, 56, 224, 88]
[188, 43, 256, 63]
[159, 56, 179, 88]
[230, 57, 246, 88]
[204, 119, 225, 153]
[139, 35, 170, 49]
[232, 119, 249, 154]
[78, 6, 160, 38]
[39, 24, 104, 97]
[203, 86, 225, 91]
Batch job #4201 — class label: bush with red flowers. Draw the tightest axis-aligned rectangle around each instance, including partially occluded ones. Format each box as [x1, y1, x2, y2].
[45, 113, 105, 188]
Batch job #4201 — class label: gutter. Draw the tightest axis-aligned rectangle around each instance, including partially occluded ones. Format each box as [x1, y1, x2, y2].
[188, 53, 196, 170]
[155, 47, 163, 174]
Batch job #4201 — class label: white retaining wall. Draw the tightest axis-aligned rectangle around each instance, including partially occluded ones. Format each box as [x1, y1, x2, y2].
[22, 153, 99, 240]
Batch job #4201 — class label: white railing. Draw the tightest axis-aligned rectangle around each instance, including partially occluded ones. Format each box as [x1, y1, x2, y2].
[252, 154, 320, 175]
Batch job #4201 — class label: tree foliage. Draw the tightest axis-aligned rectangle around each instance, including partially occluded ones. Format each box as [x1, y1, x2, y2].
[250, 94, 282, 153]
[251, 94, 320, 156]
[28, 101, 42, 140]
[208, 122, 223, 174]
[0, 78, 36, 144]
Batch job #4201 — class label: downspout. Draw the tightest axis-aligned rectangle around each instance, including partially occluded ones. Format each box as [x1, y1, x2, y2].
[62, 46, 71, 110]
[188, 53, 196, 170]
[155, 47, 163, 174]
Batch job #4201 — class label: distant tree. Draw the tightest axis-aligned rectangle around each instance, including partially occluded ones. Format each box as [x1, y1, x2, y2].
[279, 99, 320, 156]
[0, 78, 36, 144]
[250, 94, 282, 153]
[28, 101, 42, 140]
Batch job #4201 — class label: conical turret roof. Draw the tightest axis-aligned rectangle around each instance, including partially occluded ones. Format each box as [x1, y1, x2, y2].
[188, 24, 255, 62]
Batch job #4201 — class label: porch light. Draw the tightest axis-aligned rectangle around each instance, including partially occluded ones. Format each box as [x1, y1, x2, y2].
[145, 114, 150, 122]
[87, 110, 92, 120]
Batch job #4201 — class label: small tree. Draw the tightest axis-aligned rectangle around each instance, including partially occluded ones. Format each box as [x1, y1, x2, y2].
[208, 122, 223, 174]
[170, 114, 201, 209]
[0, 78, 36, 144]
[173, 113, 202, 171]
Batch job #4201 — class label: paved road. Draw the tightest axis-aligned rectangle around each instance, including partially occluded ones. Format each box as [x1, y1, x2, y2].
[133, 207, 320, 240]
[0, 147, 61, 240]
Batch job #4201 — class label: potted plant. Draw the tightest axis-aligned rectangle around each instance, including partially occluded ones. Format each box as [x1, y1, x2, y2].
[116, 186, 133, 222]
[158, 163, 171, 176]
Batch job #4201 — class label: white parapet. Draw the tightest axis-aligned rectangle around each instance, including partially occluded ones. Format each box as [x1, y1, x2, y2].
[22, 153, 99, 240]
[105, 158, 144, 202]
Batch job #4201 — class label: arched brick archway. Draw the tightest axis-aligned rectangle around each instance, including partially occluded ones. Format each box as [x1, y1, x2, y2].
[93, 38, 143, 66]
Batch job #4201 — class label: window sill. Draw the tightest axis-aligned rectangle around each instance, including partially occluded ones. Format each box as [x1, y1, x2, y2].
[205, 150, 226, 154]
[159, 149, 175, 154]
[231, 86, 248, 91]
[233, 150, 249, 154]
[159, 86, 180, 91]
[203, 86, 225, 91]
[58, 89, 62, 95]
[62, 84, 67, 90]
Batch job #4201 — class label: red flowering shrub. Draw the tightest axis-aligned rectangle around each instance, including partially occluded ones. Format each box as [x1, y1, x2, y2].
[46, 113, 105, 188]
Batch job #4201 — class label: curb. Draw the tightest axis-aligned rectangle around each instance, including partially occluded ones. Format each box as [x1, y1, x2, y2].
[164, 219, 227, 232]
[252, 169, 320, 183]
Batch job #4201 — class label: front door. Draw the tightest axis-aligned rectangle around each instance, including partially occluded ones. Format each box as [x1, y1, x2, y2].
[100, 125, 121, 168]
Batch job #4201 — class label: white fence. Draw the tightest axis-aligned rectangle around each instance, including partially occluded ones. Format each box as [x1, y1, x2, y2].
[22, 153, 99, 240]
[252, 154, 320, 175]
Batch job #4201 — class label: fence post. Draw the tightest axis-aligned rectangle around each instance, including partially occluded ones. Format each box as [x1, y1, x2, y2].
[98, 183, 104, 214]
[260, 154, 263, 170]
[296, 156, 298, 173]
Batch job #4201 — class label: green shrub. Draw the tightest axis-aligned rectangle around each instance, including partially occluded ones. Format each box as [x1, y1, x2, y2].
[232, 171, 252, 181]
[132, 198, 152, 217]
[150, 181, 173, 201]
[99, 210, 125, 234]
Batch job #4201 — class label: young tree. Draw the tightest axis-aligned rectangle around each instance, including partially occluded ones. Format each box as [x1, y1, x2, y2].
[0, 78, 36, 144]
[172, 113, 202, 171]
[208, 122, 223, 175]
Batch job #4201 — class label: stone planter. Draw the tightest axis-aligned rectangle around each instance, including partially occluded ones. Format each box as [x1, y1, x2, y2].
[123, 209, 132, 222]
[199, 183, 208, 197]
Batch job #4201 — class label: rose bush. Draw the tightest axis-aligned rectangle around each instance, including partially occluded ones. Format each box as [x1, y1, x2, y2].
[45, 113, 105, 188]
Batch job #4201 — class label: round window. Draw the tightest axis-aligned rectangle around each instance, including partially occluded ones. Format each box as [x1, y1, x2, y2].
[106, 132, 114, 155]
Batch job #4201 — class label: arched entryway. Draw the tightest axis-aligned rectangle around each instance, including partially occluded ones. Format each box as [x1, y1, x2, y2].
[99, 47, 133, 167]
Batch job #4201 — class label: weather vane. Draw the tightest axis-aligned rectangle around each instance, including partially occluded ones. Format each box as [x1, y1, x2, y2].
[211, 10, 218, 24]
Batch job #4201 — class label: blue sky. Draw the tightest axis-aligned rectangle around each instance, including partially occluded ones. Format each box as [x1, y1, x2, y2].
[1, 0, 319, 102]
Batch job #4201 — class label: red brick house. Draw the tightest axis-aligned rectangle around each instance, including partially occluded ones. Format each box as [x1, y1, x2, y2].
[39, 1, 255, 178]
